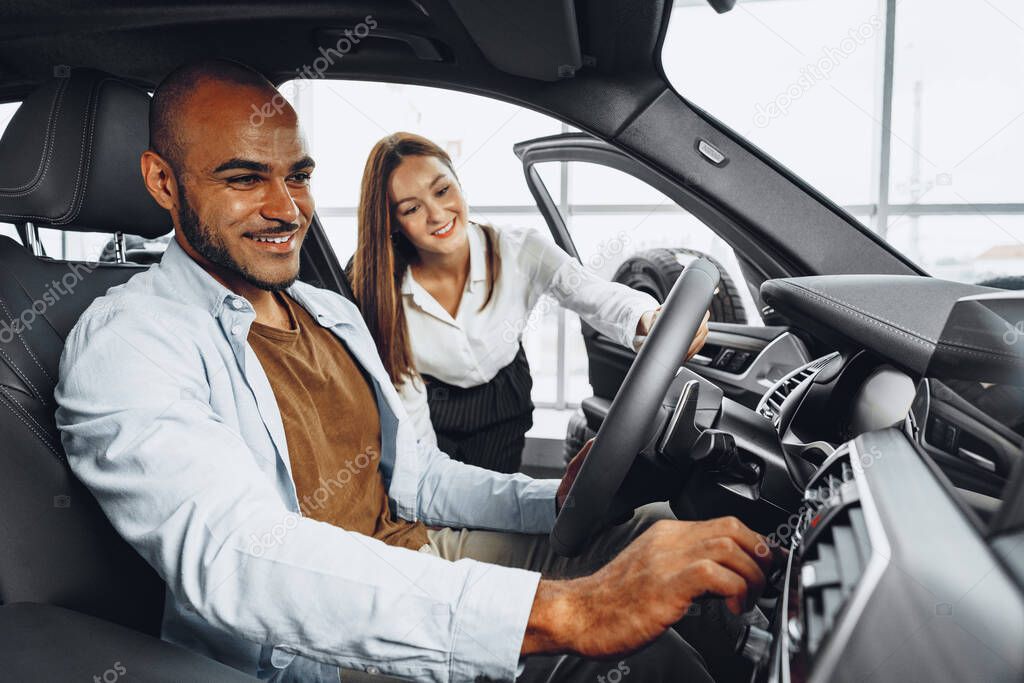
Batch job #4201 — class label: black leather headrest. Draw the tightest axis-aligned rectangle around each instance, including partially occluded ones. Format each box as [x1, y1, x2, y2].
[0, 69, 171, 239]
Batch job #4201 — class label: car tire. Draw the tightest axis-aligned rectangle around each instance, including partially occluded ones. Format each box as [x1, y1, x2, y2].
[611, 247, 747, 324]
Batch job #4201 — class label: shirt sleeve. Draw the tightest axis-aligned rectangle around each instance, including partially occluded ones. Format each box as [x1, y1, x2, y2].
[397, 374, 439, 448]
[415, 438, 560, 534]
[512, 227, 660, 350]
[54, 303, 541, 683]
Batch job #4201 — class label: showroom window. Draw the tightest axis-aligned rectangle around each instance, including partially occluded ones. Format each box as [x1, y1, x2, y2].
[664, 0, 1024, 286]
[525, 160, 761, 405]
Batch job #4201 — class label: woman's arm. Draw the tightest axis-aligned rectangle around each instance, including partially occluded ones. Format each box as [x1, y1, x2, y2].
[511, 227, 660, 350]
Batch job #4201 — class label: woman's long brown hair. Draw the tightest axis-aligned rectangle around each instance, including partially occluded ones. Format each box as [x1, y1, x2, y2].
[351, 132, 501, 386]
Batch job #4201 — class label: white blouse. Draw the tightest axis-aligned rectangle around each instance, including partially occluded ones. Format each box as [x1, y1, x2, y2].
[398, 222, 659, 446]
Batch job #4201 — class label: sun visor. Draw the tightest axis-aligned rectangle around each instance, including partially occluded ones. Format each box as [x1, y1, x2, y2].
[447, 0, 582, 81]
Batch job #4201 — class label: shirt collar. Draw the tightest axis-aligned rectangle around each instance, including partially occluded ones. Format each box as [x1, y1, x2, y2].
[158, 233, 332, 324]
[400, 268, 415, 296]
[467, 220, 487, 292]
[159, 234, 245, 318]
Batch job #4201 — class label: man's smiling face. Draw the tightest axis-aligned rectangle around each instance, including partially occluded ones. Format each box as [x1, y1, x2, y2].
[171, 80, 316, 291]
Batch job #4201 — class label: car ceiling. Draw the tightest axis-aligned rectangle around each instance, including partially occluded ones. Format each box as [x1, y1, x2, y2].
[0, 0, 675, 139]
[0, 0, 923, 281]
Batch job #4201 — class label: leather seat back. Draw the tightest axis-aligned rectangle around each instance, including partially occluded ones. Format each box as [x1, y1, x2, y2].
[0, 70, 172, 635]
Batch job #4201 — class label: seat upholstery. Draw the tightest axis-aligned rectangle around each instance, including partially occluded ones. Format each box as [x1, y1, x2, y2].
[0, 603, 257, 682]
[0, 69, 170, 236]
[0, 69, 172, 635]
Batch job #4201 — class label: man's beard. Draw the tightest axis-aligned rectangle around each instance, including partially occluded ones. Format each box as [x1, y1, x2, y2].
[176, 190, 299, 292]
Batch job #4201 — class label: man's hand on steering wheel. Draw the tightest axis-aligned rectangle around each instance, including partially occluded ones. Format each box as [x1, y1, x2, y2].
[557, 438, 593, 513]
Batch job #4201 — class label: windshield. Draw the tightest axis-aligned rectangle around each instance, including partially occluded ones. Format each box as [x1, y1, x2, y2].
[662, 0, 1024, 287]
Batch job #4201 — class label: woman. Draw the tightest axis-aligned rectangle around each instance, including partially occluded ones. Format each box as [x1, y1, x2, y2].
[351, 132, 709, 473]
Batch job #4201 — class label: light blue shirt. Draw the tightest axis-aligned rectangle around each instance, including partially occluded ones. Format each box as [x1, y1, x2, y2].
[54, 235, 560, 682]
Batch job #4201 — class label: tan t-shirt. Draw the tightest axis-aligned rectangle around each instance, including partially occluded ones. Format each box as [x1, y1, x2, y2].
[247, 291, 428, 551]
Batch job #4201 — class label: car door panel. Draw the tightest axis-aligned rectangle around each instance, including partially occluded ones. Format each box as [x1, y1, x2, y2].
[584, 322, 809, 414]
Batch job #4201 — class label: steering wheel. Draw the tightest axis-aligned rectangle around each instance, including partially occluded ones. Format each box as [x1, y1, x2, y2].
[551, 258, 721, 556]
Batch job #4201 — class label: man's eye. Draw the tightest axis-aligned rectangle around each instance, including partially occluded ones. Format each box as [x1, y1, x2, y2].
[227, 175, 260, 185]
[288, 172, 312, 184]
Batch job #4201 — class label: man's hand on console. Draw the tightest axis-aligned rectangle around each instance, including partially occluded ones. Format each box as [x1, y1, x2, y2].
[521, 516, 776, 659]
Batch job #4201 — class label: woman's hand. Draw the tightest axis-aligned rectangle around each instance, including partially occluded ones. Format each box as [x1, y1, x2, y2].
[636, 308, 659, 337]
[685, 310, 711, 360]
[637, 307, 710, 361]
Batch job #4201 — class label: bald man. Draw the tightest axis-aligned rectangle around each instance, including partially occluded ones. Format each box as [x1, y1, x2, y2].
[55, 60, 772, 682]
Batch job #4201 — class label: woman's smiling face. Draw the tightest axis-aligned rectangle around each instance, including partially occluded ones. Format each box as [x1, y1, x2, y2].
[388, 154, 469, 258]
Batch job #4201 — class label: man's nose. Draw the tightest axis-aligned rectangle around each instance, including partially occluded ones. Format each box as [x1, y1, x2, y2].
[261, 178, 301, 225]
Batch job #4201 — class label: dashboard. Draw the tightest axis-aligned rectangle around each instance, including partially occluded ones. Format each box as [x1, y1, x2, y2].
[706, 273, 1024, 682]
[751, 426, 1024, 682]
[741, 345, 1024, 680]
[756, 351, 1018, 512]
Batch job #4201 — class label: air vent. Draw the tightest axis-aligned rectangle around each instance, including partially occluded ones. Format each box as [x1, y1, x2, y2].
[757, 353, 837, 427]
[796, 452, 872, 659]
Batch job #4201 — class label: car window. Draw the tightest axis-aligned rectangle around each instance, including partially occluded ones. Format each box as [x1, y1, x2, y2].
[662, 0, 1024, 287]
[279, 79, 560, 262]
[530, 160, 763, 404]
[281, 78, 576, 413]
[46, 229, 172, 264]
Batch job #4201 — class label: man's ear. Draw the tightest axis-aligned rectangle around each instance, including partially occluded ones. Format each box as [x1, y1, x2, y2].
[140, 150, 179, 212]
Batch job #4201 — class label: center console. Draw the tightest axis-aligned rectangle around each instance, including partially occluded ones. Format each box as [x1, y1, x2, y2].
[750, 429, 1024, 683]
